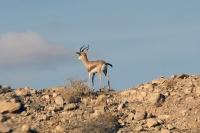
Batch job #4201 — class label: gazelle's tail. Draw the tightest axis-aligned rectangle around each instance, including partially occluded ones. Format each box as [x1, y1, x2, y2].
[106, 63, 113, 67]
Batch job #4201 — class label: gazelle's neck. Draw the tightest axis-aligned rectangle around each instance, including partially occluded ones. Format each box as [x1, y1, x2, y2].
[81, 53, 90, 67]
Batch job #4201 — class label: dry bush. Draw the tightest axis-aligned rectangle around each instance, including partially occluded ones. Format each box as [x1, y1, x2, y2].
[66, 77, 93, 96]
[79, 112, 121, 133]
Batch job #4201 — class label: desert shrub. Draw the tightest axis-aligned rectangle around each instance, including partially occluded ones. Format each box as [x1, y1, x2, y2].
[79, 112, 121, 133]
[66, 77, 93, 96]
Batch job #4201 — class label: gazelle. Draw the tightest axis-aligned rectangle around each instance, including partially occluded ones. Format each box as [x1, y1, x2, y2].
[76, 45, 113, 91]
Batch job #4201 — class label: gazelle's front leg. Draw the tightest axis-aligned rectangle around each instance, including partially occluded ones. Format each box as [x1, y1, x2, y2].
[98, 72, 102, 91]
[88, 73, 91, 88]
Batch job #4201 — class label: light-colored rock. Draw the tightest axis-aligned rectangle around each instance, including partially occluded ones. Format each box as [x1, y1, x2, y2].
[188, 120, 198, 130]
[2, 86, 10, 93]
[15, 88, 28, 96]
[161, 128, 170, 133]
[158, 115, 170, 120]
[42, 95, 50, 100]
[117, 103, 125, 110]
[149, 93, 162, 104]
[0, 122, 10, 133]
[134, 111, 146, 121]
[64, 103, 77, 111]
[21, 124, 31, 132]
[167, 124, 174, 130]
[54, 96, 64, 105]
[147, 119, 158, 128]
[52, 92, 58, 98]
[185, 96, 194, 102]
[196, 86, 200, 94]
[55, 125, 66, 132]
[143, 84, 153, 91]
[152, 78, 165, 84]
[95, 95, 107, 106]
[0, 101, 21, 113]
[135, 126, 143, 132]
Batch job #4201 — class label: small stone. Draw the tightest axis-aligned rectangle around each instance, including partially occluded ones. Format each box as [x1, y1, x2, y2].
[147, 119, 158, 128]
[134, 111, 146, 121]
[195, 86, 200, 94]
[54, 96, 64, 106]
[21, 124, 31, 132]
[135, 126, 143, 132]
[30, 101, 42, 110]
[64, 103, 77, 111]
[149, 93, 162, 104]
[0, 101, 21, 113]
[0, 122, 10, 132]
[55, 125, 66, 132]
[177, 74, 189, 79]
[52, 92, 58, 98]
[167, 124, 174, 130]
[42, 95, 50, 100]
[161, 128, 170, 133]
[15, 88, 28, 96]
[117, 103, 125, 110]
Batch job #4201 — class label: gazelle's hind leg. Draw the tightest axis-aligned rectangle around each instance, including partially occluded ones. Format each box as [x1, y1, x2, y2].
[97, 72, 102, 91]
[92, 73, 95, 90]
[103, 70, 111, 90]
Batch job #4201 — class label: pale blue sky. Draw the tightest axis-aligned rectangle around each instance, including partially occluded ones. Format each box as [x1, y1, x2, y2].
[0, 1, 200, 91]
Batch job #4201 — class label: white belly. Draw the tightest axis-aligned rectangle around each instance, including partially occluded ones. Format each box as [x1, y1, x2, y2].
[90, 68, 97, 73]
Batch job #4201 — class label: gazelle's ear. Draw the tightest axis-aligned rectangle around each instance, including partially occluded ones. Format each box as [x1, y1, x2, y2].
[76, 52, 80, 55]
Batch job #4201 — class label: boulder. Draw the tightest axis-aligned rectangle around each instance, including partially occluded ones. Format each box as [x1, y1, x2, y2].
[0, 122, 10, 133]
[54, 96, 64, 105]
[64, 103, 77, 111]
[15, 88, 28, 96]
[147, 119, 158, 128]
[0, 101, 21, 113]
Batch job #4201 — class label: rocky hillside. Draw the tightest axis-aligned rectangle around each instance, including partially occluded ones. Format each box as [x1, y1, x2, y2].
[0, 74, 200, 133]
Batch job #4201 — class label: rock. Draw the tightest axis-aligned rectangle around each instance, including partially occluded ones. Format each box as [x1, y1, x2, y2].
[55, 125, 66, 132]
[143, 84, 153, 91]
[54, 96, 64, 105]
[21, 124, 31, 132]
[152, 77, 165, 84]
[149, 93, 163, 104]
[64, 103, 77, 111]
[15, 88, 28, 96]
[95, 95, 107, 106]
[0, 115, 7, 122]
[135, 126, 143, 132]
[65, 95, 81, 103]
[188, 120, 198, 130]
[177, 74, 189, 79]
[2, 86, 10, 93]
[167, 124, 174, 130]
[195, 86, 200, 94]
[30, 101, 42, 110]
[52, 92, 58, 98]
[0, 122, 10, 133]
[42, 95, 50, 100]
[161, 128, 170, 133]
[134, 111, 146, 121]
[117, 103, 125, 110]
[0, 101, 21, 113]
[158, 115, 170, 120]
[147, 119, 158, 128]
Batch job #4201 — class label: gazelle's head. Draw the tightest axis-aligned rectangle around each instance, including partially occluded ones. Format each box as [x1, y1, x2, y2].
[76, 44, 89, 60]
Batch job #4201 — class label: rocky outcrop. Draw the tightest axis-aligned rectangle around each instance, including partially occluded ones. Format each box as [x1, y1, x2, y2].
[0, 74, 200, 132]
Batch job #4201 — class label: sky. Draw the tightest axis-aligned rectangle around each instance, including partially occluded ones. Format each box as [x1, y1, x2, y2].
[0, 1, 200, 91]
